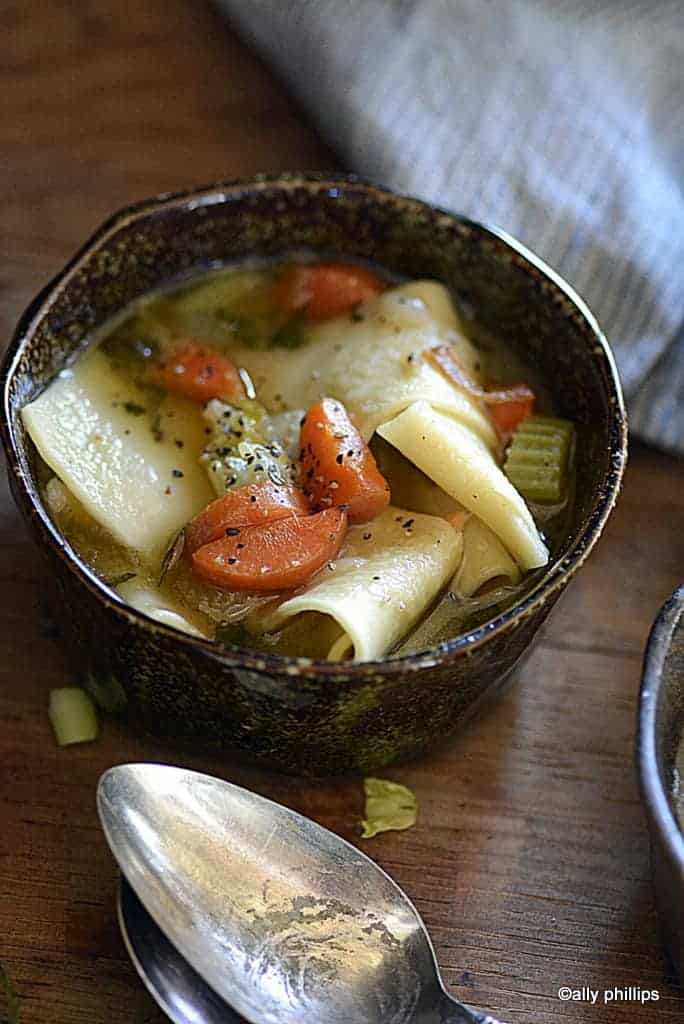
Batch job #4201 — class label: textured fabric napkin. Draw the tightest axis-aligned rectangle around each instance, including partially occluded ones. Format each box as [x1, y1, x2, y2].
[219, 0, 684, 454]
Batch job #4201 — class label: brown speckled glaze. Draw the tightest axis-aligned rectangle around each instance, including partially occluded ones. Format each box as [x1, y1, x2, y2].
[1, 174, 627, 775]
[638, 586, 684, 978]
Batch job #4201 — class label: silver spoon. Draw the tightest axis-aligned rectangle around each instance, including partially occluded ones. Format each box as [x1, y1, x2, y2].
[118, 875, 244, 1023]
[98, 763, 507, 1024]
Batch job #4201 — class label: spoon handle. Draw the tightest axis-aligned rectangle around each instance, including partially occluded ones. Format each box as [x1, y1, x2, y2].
[441, 991, 510, 1024]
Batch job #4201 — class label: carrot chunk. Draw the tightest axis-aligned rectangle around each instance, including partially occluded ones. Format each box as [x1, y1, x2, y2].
[191, 507, 348, 592]
[185, 483, 311, 554]
[299, 397, 390, 524]
[488, 395, 535, 437]
[151, 342, 245, 403]
[271, 263, 386, 321]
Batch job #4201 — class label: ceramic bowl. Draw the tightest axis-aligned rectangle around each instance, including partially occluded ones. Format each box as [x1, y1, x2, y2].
[638, 586, 684, 978]
[1, 174, 627, 775]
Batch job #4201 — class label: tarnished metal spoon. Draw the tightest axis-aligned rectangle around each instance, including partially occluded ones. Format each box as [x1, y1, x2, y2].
[98, 763, 507, 1024]
[118, 875, 244, 1024]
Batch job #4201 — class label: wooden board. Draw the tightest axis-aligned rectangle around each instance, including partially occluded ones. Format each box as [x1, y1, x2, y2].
[2, 2, 683, 1021]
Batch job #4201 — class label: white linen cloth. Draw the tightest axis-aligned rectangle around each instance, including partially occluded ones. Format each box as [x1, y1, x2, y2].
[219, 0, 684, 454]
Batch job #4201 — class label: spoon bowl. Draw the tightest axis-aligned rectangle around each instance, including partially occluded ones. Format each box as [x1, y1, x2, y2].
[118, 876, 243, 1024]
[98, 763, 504, 1024]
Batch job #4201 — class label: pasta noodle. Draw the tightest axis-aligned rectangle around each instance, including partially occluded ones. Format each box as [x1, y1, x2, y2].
[247, 507, 462, 661]
[377, 401, 548, 571]
[453, 516, 521, 598]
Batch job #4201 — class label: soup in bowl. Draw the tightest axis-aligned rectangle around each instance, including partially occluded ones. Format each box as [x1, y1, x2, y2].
[1, 175, 626, 775]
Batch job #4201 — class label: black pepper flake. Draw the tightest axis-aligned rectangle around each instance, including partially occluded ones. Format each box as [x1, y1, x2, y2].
[124, 428, 131, 435]
[306, 467, 314, 479]
[254, 464, 264, 472]
[174, 439, 184, 448]
[250, 495, 257, 503]
[372, 575, 380, 581]
[300, 416, 307, 426]
[164, 485, 173, 495]
[236, 543, 245, 549]
[172, 469, 184, 478]
[246, 455, 255, 465]
[205, 427, 212, 435]
[347, 449, 354, 458]
[225, 527, 240, 536]
[335, 453, 344, 465]
[403, 518, 415, 530]
[227, 557, 238, 565]
[363, 532, 372, 540]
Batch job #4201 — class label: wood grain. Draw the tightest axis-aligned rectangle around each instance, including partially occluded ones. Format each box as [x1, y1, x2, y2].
[2, 2, 683, 1022]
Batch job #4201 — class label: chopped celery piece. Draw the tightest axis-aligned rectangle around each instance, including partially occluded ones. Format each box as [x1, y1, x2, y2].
[201, 398, 299, 495]
[48, 688, 99, 746]
[504, 415, 574, 502]
[360, 778, 417, 839]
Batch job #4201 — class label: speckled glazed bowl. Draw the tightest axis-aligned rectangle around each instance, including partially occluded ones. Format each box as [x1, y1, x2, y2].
[1, 175, 627, 775]
[638, 586, 684, 978]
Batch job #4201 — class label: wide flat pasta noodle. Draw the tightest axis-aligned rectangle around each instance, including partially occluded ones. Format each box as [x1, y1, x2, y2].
[117, 577, 210, 639]
[21, 349, 214, 563]
[247, 506, 462, 662]
[453, 516, 521, 597]
[377, 401, 548, 570]
[229, 281, 497, 448]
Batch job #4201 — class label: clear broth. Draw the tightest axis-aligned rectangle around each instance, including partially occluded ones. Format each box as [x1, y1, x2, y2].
[38, 260, 573, 660]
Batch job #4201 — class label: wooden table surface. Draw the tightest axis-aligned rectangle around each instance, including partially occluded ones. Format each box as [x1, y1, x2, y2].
[3, 3, 684, 1022]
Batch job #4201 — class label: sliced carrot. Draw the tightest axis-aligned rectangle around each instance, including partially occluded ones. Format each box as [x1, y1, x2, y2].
[271, 262, 386, 321]
[425, 344, 534, 438]
[150, 342, 245, 403]
[299, 397, 390, 524]
[488, 394, 535, 437]
[191, 507, 347, 592]
[185, 483, 311, 554]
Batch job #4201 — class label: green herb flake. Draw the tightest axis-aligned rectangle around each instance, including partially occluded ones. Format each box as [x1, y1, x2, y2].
[123, 401, 147, 416]
[159, 527, 186, 586]
[271, 319, 306, 349]
[360, 777, 417, 839]
[105, 571, 137, 588]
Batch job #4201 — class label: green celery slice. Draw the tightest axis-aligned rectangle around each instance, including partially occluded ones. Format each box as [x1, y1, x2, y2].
[504, 414, 574, 502]
[360, 778, 418, 839]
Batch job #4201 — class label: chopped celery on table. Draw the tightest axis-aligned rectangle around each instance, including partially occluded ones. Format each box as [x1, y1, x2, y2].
[48, 688, 99, 746]
[503, 414, 574, 503]
[360, 778, 418, 839]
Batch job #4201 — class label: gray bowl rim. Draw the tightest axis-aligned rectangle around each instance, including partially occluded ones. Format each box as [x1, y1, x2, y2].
[1, 172, 628, 679]
[637, 586, 684, 871]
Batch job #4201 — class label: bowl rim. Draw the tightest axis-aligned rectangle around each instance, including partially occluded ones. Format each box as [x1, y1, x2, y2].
[1, 172, 628, 679]
[637, 586, 684, 871]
